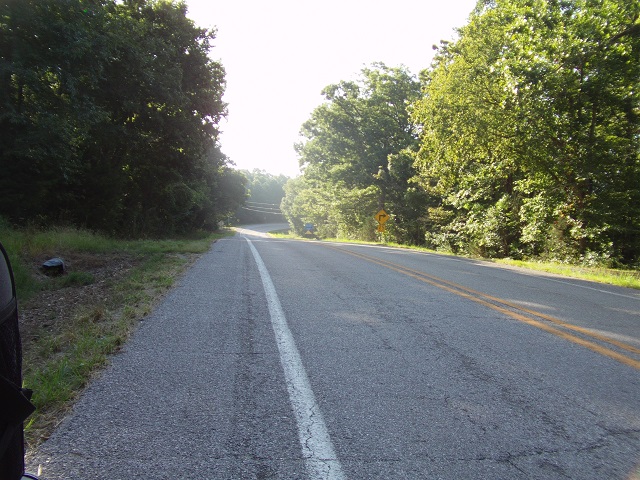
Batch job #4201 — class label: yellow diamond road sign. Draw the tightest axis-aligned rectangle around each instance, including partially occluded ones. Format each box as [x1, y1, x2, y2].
[375, 209, 389, 225]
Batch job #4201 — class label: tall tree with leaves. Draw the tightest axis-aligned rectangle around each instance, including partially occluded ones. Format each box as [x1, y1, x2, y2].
[287, 63, 423, 240]
[82, 0, 228, 235]
[412, 3, 526, 256]
[412, 0, 640, 264]
[0, 0, 237, 236]
[506, 0, 640, 264]
[0, 0, 115, 224]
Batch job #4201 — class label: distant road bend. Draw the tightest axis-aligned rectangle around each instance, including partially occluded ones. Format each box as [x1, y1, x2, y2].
[29, 223, 640, 479]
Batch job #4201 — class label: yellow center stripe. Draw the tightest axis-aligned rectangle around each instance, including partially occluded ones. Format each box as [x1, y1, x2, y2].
[329, 245, 640, 371]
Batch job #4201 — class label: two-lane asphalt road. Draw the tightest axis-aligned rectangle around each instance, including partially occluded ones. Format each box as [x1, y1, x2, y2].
[29, 225, 640, 479]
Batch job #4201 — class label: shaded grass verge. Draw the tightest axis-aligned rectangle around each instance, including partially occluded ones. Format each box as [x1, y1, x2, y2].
[0, 224, 231, 449]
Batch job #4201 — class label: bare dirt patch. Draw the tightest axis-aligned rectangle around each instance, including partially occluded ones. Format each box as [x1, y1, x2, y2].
[19, 248, 204, 451]
[19, 252, 140, 351]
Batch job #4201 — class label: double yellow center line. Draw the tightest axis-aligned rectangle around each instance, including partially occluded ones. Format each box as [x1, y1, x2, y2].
[329, 245, 640, 371]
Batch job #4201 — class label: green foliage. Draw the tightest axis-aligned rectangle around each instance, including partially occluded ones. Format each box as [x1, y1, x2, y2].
[281, 176, 332, 236]
[412, 0, 640, 265]
[0, 0, 244, 236]
[284, 63, 424, 241]
[281, 2, 639, 265]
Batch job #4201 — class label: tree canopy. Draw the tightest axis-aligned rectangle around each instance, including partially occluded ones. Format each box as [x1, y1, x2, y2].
[283, 0, 640, 266]
[0, 0, 245, 236]
[412, 0, 640, 263]
[283, 63, 425, 241]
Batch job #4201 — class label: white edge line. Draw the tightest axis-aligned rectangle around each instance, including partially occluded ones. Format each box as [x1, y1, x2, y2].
[246, 237, 346, 480]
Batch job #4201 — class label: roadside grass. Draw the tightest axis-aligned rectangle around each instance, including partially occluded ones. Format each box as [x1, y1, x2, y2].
[23, 253, 177, 445]
[6, 226, 217, 301]
[268, 231, 297, 239]
[493, 258, 640, 290]
[0, 222, 230, 448]
[274, 230, 640, 290]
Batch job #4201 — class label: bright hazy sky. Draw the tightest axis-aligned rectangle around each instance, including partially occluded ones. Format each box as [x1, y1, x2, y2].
[184, 0, 478, 178]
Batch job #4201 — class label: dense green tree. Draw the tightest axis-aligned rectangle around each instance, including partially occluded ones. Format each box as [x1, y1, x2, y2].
[103, 0, 227, 235]
[0, 0, 115, 224]
[286, 63, 424, 241]
[412, 0, 640, 264]
[212, 162, 248, 228]
[411, 4, 526, 256]
[0, 0, 241, 236]
[281, 175, 340, 237]
[509, 0, 640, 264]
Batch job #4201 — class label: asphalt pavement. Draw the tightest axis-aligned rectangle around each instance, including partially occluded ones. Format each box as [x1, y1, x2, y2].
[28, 224, 640, 479]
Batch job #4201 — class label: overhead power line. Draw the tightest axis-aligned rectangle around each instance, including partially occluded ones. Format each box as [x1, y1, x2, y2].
[246, 201, 281, 207]
[241, 207, 284, 215]
[243, 205, 281, 212]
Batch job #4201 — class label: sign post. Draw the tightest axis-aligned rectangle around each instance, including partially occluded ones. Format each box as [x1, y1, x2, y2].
[303, 223, 315, 237]
[374, 209, 389, 233]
